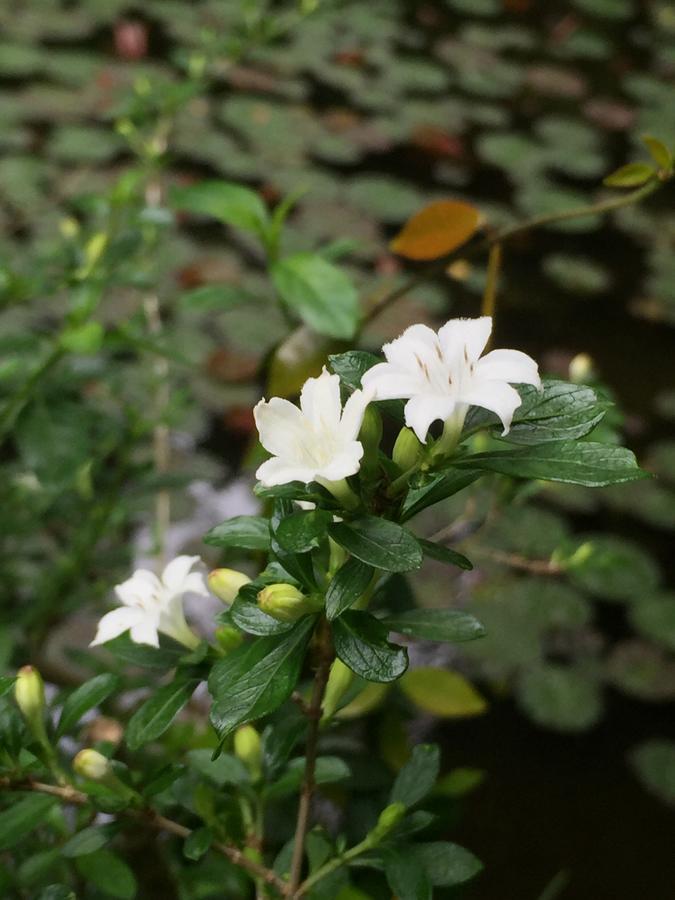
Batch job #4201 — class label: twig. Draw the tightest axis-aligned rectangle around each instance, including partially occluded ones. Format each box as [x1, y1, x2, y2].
[294, 833, 376, 898]
[481, 241, 502, 321]
[469, 546, 562, 576]
[0, 777, 286, 893]
[287, 620, 333, 895]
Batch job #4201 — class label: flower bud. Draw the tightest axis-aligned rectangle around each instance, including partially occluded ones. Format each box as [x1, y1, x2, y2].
[392, 427, 423, 471]
[208, 568, 251, 606]
[569, 352, 595, 384]
[372, 802, 406, 840]
[73, 749, 112, 781]
[214, 624, 244, 653]
[15, 666, 48, 744]
[257, 584, 321, 623]
[321, 658, 354, 721]
[234, 725, 263, 781]
[359, 406, 383, 456]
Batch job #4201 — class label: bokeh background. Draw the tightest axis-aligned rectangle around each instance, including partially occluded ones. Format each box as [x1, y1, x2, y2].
[1, 1, 674, 897]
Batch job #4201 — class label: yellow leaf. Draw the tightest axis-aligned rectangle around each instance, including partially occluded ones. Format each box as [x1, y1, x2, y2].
[337, 682, 389, 719]
[399, 667, 487, 717]
[390, 199, 481, 261]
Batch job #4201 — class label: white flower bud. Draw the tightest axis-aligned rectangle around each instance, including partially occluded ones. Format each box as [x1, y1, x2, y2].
[208, 568, 251, 606]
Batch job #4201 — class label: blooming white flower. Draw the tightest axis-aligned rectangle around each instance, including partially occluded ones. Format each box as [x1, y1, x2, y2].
[362, 316, 540, 444]
[254, 368, 370, 488]
[91, 556, 207, 649]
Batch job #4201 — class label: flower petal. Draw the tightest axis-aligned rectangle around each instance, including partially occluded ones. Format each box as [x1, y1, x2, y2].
[130, 618, 160, 647]
[256, 456, 319, 487]
[460, 380, 523, 434]
[316, 442, 364, 482]
[182, 571, 209, 596]
[299, 369, 342, 431]
[404, 394, 457, 443]
[383, 325, 443, 378]
[114, 570, 161, 607]
[339, 388, 370, 441]
[90, 607, 147, 646]
[361, 362, 425, 400]
[254, 397, 308, 459]
[438, 316, 492, 363]
[474, 348, 540, 387]
[162, 555, 201, 594]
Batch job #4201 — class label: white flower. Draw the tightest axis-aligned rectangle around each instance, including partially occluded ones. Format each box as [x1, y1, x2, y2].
[362, 316, 540, 444]
[254, 368, 370, 487]
[91, 556, 207, 649]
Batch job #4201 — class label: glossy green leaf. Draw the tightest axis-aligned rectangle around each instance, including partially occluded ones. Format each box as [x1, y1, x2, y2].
[382, 608, 485, 643]
[56, 673, 120, 738]
[271, 252, 360, 339]
[275, 509, 332, 553]
[230, 597, 294, 636]
[171, 180, 269, 234]
[270, 500, 317, 590]
[415, 841, 483, 886]
[454, 441, 647, 487]
[325, 557, 375, 620]
[76, 850, 137, 900]
[209, 617, 315, 742]
[184, 826, 213, 861]
[329, 516, 423, 573]
[0, 794, 56, 850]
[401, 470, 481, 521]
[126, 677, 200, 751]
[332, 610, 408, 683]
[328, 350, 380, 390]
[266, 755, 351, 800]
[391, 743, 440, 807]
[385, 849, 432, 900]
[419, 538, 472, 570]
[204, 515, 271, 551]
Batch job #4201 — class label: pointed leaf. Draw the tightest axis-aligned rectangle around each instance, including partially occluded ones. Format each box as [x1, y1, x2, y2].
[401, 470, 480, 521]
[382, 608, 485, 643]
[0, 794, 56, 850]
[203, 515, 271, 551]
[326, 557, 375, 620]
[332, 610, 408, 683]
[329, 516, 423, 573]
[126, 677, 200, 751]
[275, 509, 333, 553]
[603, 162, 654, 187]
[56, 674, 120, 738]
[419, 538, 472, 570]
[391, 744, 440, 807]
[400, 668, 487, 717]
[171, 181, 269, 234]
[642, 135, 673, 171]
[391, 200, 481, 260]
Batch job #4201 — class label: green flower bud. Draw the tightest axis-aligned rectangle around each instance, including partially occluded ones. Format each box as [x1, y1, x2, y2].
[360, 406, 383, 455]
[321, 658, 354, 721]
[15, 666, 48, 744]
[372, 802, 406, 840]
[208, 568, 251, 605]
[257, 584, 321, 623]
[214, 624, 244, 653]
[234, 724, 263, 781]
[73, 749, 112, 782]
[392, 427, 423, 471]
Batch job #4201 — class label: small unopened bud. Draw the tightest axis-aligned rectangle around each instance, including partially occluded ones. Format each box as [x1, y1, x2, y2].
[569, 353, 595, 384]
[360, 406, 383, 456]
[392, 427, 423, 471]
[215, 624, 244, 653]
[234, 725, 263, 781]
[372, 802, 406, 840]
[208, 568, 251, 606]
[73, 749, 112, 781]
[15, 666, 47, 743]
[321, 659, 354, 721]
[257, 584, 321, 623]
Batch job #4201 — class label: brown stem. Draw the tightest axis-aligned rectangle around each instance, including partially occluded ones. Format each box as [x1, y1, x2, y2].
[0, 777, 286, 894]
[287, 621, 333, 895]
[481, 241, 502, 321]
[469, 546, 562, 576]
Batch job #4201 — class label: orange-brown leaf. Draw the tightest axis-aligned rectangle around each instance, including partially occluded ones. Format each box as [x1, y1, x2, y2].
[390, 199, 481, 261]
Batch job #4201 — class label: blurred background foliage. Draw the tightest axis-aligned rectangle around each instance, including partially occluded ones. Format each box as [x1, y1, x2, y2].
[1, 0, 674, 896]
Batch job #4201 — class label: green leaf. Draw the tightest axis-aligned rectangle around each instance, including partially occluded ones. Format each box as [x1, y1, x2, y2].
[76, 850, 137, 900]
[557, 534, 660, 602]
[415, 841, 483, 887]
[171, 180, 269, 234]
[56, 673, 120, 738]
[209, 617, 315, 742]
[391, 744, 440, 807]
[419, 538, 472, 570]
[603, 162, 654, 187]
[642, 135, 673, 171]
[0, 675, 16, 698]
[325, 558, 375, 620]
[184, 826, 213, 861]
[0, 794, 56, 850]
[270, 501, 317, 590]
[37, 887, 76, 900]
[275, 509, 333, 553]
[328, 350, 380, 390]
[630, 595, 675, 652]
[254, 481, 336, 507]
[467, 381, 608, 444]
[329, 516, 423, 573]
[179, 284, 253, 312]
[332, 611, 408, 683]
[262, 709, 307, 780]
[517, 665, 603, 732]
[230, 597, 294, 636]
[62, 824, 117, 858]
[126, 677, 200, 751]
[271, 252, 360, 339]
[385, 849, 432, 900]
[103, 634, 185, 670]
[401, 470, 480, 521]
[266, 756, 351, 800]
[204, 515, 271, 551]
[629, 739, 675, 806]
[400, 668, 487, 717]
[381, 609, 485, 643]
[454, 441, 647, 487]
[186, 749, 250, 786]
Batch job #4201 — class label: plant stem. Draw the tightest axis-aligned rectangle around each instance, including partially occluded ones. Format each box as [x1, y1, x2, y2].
[287, 619, 333, 895]
[0, 777, 286, 894]
[294, 833, 376, 898]
[0, 345, 65, 445]
[365, 178, 663, 325]
[481, 241, 502, 321]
